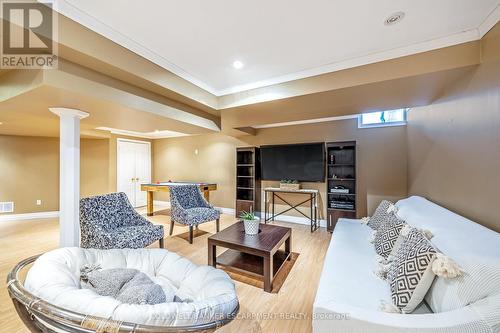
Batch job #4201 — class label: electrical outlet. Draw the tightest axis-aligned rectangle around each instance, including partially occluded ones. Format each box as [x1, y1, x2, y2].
[36, 199, 42, 206]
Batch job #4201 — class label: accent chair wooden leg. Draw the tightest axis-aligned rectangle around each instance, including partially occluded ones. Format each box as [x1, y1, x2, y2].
[216, 218, 220, 232]
[159, 238, 164, 248]
[188, 226, 194, 244]
[169, 222, 175, 236]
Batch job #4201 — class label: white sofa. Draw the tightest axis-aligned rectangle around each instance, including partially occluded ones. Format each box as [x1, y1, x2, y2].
[313, 196, 500, 333]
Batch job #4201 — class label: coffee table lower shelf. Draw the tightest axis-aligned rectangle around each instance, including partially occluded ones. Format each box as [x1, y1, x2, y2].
[215, 249, 290, 279]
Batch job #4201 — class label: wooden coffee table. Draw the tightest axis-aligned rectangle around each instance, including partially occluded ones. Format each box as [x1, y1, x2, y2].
[208, 221, 292, 292]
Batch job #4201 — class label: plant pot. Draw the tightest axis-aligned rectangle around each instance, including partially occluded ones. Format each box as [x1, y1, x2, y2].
[243, 218, 260, 235]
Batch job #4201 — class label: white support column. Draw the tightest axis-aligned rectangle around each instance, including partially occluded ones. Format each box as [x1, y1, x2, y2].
[50, 108, 89, 247]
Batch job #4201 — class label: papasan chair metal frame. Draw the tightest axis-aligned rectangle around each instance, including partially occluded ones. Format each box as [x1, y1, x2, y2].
[7, 255, 239, 333]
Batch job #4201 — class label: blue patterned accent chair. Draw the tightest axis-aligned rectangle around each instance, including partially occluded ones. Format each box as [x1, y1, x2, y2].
[80, 192, 164, 249]
[169, 185, 221, 244]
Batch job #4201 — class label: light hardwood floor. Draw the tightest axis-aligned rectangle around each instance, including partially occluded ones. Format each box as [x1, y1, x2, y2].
[0, 210, 331, 333]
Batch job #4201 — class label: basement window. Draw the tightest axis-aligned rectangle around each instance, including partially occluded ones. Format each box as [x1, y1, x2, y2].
[358, 108, 408, 128]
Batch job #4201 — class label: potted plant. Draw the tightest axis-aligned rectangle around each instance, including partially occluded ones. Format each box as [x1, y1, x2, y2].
[240, 210, 260, 235]
[279, 179, 301, 190]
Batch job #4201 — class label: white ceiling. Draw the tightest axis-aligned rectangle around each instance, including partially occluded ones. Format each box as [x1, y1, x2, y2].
[56, 0, 500, 96]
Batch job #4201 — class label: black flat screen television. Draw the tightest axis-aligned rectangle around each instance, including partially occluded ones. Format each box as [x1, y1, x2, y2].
[260, 143, 325, 182]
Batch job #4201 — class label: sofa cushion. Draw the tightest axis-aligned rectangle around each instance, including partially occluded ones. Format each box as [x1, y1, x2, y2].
[367, 200, 394, 230]
[374, 214, 405, 258]
[388, 228, 437, 313]
[315, 219, 393, 311]
[108, 225, 164, 249]
[185, 207, 220, 225]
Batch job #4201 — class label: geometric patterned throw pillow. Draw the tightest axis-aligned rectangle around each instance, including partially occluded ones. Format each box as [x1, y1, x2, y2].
[374, 213, 405, 258]
[389, 230, 437, 313]
[387, 224, 428, 282]
[386, 227, 427, 282]
[367, 200, 394, 230]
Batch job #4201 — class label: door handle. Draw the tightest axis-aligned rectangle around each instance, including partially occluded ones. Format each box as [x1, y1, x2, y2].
[131, 178, 135, 182]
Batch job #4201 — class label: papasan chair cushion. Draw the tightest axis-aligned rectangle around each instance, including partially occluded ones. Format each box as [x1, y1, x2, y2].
[24, 247, 239, 327]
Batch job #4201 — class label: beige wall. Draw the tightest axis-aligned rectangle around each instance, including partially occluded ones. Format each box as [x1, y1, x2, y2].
[80, 138, 110, 197]
[0, 135, 111, 214]
[153, 118, 408, 219]
[0, 136, 60, 213]
[407, 25, 500, 232]
[153, 133, 245, 210]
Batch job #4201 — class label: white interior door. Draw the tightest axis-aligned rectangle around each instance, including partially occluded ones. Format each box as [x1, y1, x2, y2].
[134, 142, 151, 207]
[117, 139, 151, 207]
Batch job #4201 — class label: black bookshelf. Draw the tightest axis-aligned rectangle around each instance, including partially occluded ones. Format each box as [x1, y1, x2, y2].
[326, 141, 357, 232]
[235, 147, 261, 218]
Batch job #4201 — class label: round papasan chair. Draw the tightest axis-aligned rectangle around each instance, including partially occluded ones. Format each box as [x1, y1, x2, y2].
[7, 247, 239, 333]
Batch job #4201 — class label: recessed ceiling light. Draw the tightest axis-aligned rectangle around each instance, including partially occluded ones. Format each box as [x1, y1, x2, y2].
[384, 11, 405, 26]
[232, 60, 244, 69]
[0, 122, 2, 125]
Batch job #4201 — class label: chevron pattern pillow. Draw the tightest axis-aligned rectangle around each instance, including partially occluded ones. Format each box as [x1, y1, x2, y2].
[374, 214, 405, 258]
[389, 230, 437, 313]
[367, 200, 394, 230]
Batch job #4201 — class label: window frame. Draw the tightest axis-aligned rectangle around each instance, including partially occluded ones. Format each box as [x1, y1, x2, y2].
[357, 108, 408, 129]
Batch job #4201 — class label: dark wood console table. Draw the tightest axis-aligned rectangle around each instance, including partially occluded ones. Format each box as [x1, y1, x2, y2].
[264, 187, 319, 232]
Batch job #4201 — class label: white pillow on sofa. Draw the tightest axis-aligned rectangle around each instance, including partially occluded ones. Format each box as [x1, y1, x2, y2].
[425, 256, 500, 313]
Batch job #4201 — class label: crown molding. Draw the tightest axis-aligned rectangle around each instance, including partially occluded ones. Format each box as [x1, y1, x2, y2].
[478, 4, 500, 37]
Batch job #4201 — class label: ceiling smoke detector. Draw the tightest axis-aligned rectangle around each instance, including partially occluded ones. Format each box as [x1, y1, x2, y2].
[384, 12, 405, 26]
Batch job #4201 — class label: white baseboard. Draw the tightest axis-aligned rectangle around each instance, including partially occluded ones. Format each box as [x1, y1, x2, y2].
[216, 207, 235, 215]
[0, 211, 59, 222]
[263, 213, 327, 228]
[219, 206, 326, 228]
[0, 204, 326, 228]
[153, 200, 170, 207]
